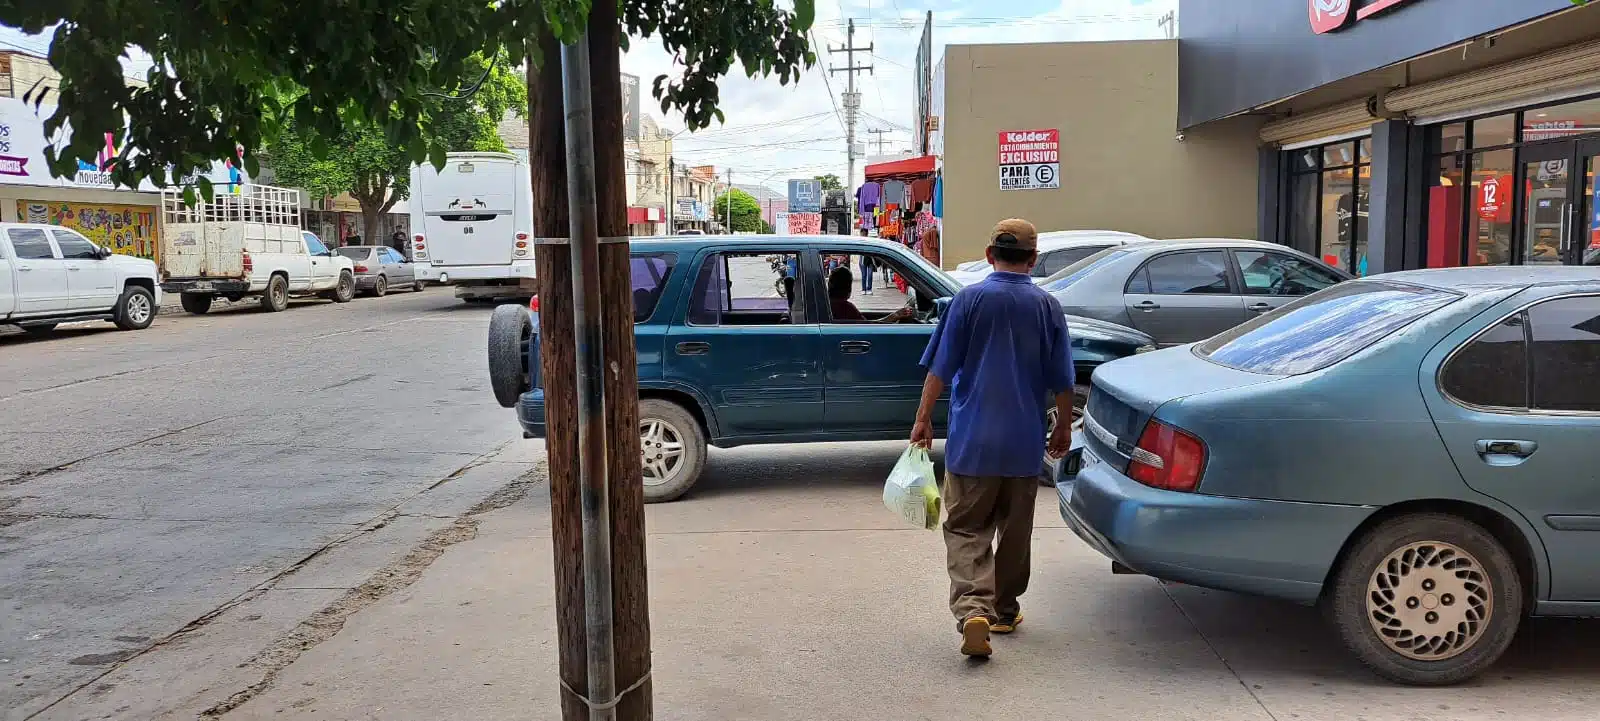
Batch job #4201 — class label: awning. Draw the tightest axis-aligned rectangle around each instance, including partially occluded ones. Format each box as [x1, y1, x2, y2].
[627, 206, 663, 224]
[864, 155, 936, 179]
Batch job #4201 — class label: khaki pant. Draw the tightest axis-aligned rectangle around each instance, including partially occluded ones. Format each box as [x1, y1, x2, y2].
[942, 472, 1038, 627]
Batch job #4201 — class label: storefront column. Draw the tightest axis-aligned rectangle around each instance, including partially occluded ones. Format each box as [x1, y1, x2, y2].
[1367, 119, 1426, 273]
[1257, 147, 1285, 246]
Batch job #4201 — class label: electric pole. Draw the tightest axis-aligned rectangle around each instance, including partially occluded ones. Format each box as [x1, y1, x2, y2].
[829, 19, 871, 232]
[868, 128, 891, 155]
[725, 168, 733, 232]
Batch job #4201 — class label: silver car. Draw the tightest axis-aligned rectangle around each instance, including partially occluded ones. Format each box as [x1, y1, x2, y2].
[948, 230, 1159, 286]
[1042, 239, 1352, 347]
[336, 246, 423, 296]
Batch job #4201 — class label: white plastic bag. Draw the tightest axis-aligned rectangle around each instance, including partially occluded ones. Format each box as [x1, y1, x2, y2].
[883, 446, 941, 530]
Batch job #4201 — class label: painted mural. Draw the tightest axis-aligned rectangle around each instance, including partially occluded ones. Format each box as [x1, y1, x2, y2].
[18, 200, 160, 262]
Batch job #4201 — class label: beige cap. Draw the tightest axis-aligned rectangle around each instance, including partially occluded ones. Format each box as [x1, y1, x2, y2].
[989, 218, 1038, 251]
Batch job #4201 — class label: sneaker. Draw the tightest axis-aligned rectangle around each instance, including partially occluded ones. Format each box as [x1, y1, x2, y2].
[991, 612, 1023, 634]
[960, 617, 992, 657]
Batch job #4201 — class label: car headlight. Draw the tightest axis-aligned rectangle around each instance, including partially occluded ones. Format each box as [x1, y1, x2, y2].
[1136, 343, 1157, 354]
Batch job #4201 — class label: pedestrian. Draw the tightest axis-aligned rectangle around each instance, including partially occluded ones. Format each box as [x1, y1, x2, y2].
[910, 218, 1074, 659]
[390, 230, 409, 259]
[920, 223, 941, 268]
[860, 254, 874, 294]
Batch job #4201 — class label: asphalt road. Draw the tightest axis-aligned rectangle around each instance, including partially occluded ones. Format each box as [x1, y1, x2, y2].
[0, 288, 532, 719]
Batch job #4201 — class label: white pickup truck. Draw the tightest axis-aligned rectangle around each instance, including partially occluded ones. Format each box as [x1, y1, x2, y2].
[0, 222, 160, 334]
[158, 185, 355, 313]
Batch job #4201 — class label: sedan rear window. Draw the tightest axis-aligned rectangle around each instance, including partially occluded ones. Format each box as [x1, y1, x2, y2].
[1196, 281, 1460, 375]
[336, 248, 371, 260]
[1040, 248, 1131, 291]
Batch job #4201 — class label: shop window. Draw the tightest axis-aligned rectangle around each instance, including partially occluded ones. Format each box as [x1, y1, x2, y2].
[1437, 122, 1467, 154]
[1523, 98, 1600, 142]
[1426, 154, 1466, 268]
[1472, 113, 1516, 148]
[1469, 149, 1514, 266]
[1286, 139, 1371, 275]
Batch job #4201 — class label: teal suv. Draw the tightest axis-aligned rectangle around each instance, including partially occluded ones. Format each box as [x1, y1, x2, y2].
[487, 235, 1155, 502]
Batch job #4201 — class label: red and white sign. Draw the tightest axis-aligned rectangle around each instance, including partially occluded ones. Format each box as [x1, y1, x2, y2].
[1311, 0, 1420, 34]
[1477, 175, 1512, 223]
[997, 129, 1060, 191]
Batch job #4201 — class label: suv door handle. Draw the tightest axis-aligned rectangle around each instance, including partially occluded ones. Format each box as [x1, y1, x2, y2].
[1133, 300, 1160, 311]
[1247, 302, 1273, 313]
[839, 340, 872, 355]
[1476, 439, 1538, 466]
[675, 341, 711, 356]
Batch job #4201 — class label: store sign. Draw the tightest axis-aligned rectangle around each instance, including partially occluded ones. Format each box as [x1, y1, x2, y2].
[1477, 175, 1512, 223]
[997, 129, 1059, 192]
[1310, 0, 1421, 35]
[1523, 119, 1589, 142]
[0, 96, 241, 191]
[787, 178, 822, 212]
[675, 197, 696, 219]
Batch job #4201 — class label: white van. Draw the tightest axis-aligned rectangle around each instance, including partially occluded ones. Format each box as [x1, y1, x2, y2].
[409, 152, 537, 302]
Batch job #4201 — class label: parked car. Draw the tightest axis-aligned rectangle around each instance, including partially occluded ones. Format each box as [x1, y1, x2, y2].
[159, 186, 355, 313]
[0, 223, 160, 334]
[487, 235, 1155, 503]
[947, 230, 1155, 286]
[337, 246, 424, 296]
[1042, 239, 1352, 347]
[1060, 267, 1600, 685]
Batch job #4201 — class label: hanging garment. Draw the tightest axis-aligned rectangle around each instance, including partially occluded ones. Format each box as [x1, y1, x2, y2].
[932, 178, 943, 217]
[881, 180, 907, 206]
[910, 178, 933, 205]
[857, 182, 881, 214]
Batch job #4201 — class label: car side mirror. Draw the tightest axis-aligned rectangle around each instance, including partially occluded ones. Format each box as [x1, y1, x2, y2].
[98, 246, 113, 259]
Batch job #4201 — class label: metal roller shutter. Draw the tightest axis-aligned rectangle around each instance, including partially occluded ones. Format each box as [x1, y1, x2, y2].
[1259, 100, 1376, 146]
[1386, 40, 1600, 119]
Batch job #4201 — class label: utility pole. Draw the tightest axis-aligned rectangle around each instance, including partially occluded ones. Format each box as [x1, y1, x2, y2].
[726, 168, 733, 233]
[867, 128, 891, 155]
[666, 156, 674, 230]
[829, 19, 871, 233]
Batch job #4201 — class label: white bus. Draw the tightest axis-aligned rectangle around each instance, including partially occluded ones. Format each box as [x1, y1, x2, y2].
[409, 151, 537, 302]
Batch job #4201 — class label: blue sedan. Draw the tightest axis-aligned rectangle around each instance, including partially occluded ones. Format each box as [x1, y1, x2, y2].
[1060, 267, 1600, 686]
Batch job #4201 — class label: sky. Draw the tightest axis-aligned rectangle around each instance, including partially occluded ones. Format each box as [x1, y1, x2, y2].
[625, 0, 1177, 193]
[0, 0, 1176, 195]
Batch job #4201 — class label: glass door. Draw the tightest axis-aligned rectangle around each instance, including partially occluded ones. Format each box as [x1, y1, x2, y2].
[1520, 143, 1572, 266]
[1579, 139, 1600, 266]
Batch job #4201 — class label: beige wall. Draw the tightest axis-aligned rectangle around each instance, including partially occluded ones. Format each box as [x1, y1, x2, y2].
[940, 40, 1262, 268]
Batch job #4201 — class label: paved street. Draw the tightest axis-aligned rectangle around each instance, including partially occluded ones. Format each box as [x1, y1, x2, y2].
[4, 288, 1600, 721]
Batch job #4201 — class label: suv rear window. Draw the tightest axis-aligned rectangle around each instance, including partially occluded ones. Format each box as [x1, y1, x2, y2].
[1196, 281, 1459, 375]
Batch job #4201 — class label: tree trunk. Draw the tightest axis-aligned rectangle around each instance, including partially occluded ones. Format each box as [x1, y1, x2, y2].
[587, 3, 654, 719]
[528, 14, 653, 719]
[359, 202, 383, 246]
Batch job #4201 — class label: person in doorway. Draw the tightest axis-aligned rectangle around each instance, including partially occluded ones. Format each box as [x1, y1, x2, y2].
[828, 267, 910, 323]
[920, 223, 941, 267]
[390, 230, 410, 259]
[860, 254, 875, 295]
[910, 218, 1074, 658]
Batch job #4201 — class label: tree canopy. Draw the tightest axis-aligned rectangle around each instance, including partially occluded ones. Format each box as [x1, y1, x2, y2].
[266, 53, 524, 233]
[0, 0, 815, 194]
[813, 173, 842, 191]
[712, 188, 764, 233]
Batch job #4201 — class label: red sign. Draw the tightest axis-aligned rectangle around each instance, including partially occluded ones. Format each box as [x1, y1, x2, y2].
[997, 129, 1059, 165]
[1477, 175, 1512, 223]
[1311, 0, 1419, 34]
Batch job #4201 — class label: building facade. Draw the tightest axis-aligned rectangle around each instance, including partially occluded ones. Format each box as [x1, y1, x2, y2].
[1184, 0, 1600, 274]
[933, 40, 1262, 267]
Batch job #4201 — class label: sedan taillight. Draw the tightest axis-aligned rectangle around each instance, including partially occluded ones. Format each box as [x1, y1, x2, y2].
[353, 264, 368, 273]
[1127, 419, 1206, 492]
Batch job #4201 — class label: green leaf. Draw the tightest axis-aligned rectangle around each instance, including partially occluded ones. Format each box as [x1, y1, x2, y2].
[793, 0, 815, 30]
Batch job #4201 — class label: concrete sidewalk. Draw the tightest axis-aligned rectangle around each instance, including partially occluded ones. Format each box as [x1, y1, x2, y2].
[214, 442, 1600, 721]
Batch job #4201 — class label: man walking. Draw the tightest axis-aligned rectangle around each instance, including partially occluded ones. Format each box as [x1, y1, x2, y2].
[910, 218, 1074, 658]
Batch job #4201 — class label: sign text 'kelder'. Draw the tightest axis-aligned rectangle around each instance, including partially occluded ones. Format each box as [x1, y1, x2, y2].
[998, 129, 1059, 191]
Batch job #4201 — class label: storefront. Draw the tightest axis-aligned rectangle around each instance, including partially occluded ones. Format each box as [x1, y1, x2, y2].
[1183, 0, 1600, 273]
[0, 96, 241, 262]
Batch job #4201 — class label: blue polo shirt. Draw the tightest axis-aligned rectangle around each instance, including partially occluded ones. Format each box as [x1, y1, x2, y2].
[920, 271, 1074, 478]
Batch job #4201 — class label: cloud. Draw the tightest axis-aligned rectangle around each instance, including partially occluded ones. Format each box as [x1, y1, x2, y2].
[623, 0, 1176, 193]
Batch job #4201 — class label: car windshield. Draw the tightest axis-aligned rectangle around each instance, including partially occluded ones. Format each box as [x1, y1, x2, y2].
[1039, 248, 1131, 291]
[1195, 281, 1461, 375]
[336, 248, 370, 260]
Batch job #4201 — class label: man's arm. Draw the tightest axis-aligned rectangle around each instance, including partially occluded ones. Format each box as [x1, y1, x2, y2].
[1044, 298, 1076, 457]
[910, 373, 946, 448]
[911, 292, 968, 446]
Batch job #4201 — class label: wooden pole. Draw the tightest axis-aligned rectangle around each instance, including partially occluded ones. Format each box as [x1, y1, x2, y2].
[586, 4, 653, 718]
[529, 10, 652, 718]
